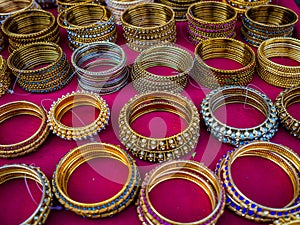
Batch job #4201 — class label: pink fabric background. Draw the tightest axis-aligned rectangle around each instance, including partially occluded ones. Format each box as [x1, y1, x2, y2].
[0, 0, 300, 224]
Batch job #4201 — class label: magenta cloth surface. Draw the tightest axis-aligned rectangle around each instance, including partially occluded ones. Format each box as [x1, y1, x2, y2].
[0, 0, 300, 224]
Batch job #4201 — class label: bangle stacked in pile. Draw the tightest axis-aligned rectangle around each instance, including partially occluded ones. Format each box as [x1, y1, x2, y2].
[106, 0, 153, 25]
[191, 38, 255, 89]
[0, 56, 10, 97]
[7, 42, 73, 93]
[57, 4, 117, 50]
[121, 3, 176, 52]
[131, 45, 193, 93]
[56, 0, 92, 12]
[71, 42, 129, 94]
[257, 37, 300, 88]
[187, 2, 237, 45]
[2, 9, 60, 52]
[242, 5, 298, 47]
[223, 0, 270, 16]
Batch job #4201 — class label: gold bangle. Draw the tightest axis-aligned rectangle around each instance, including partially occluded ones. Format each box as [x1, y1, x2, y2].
[52, 142, 141, 218]
[56, 0, 92, 12]
[0, 55, 11, 97]
[47, 91, 110, 140]
[274, 214, 300, 225]
[222, 0, 270, 16]
[0, 101, 50, 158]
[118, 91, 200, 162]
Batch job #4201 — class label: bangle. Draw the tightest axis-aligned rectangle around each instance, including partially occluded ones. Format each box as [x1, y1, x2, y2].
[187, 2, 237, 45]
[274, 215, 300, 225]
[138, 160, 225, 224]
[0, 56, 11, 97]
[47, 91, 110, 140]
[257, 37, 300, 88]
[118, 91, 200, 163]
[7, 42, 73, 93]
[52, 142, 141, 218]
[56, 0, 92, 12]
[0, 101, 49, 158]
[2, 9, 60, 52]
[0, 164, 52, 224]
[71, 42, 129, 94]
[121, 3, 176, 52]
[222, 0, 270, 17]
[57, 4, 117, 50]
[200, 86, 278, 146]
[275, 86, 300, 139]
[242, 5, 298, 47]
[132, 45, 193, 93]
[215, 141, 300, 222]
[191, 38, 255, 89]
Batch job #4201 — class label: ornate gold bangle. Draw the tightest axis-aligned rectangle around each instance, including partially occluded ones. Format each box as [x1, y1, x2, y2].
[215, 141, 300, 222]
[275, 86, 300, 139]
[191, 38, 255, 89]
[0, 164, 52, 224]
[274, 214, 300, 225]
[132, 45, 193, 93]
[138, 160, 225, 224]
[118, 91, 200, 162]
[222, 0, 270, 16]
[0, 101, 49, 158]
[0, 55, 11, 97]
[56, 0, 92, 12]
[47, 91, 110, 140]
[52, 142, 141, 218]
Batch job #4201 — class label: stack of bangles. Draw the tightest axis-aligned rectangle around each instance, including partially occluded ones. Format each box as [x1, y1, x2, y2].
[187, 2, 237, 45]
[71, 42, 129, 94]
[137, 160, 225, 225]
[275, 86, 300, 139]
[57, 4, 117, 50]
[7, 42, 73, 93]
[242, 5, 298, 47]
[191, 38, 255, 89]
[52, 142, 141, 218]
[200, 86, 278, 146]
[56, 0, 92, 12]
[223, 0, 270, 16]
[0, 164, 53, 224]
[106, 0, 153, 25]
[274, 215, 300, 225]
[215, 141, 300, 222]
[118, 91, 200, 162]
[257, 37, 300, 88]
[0, 101, 49, 158]
[121, 3, 176, 52]
[0, 55, 10, 97]
[47, 91, 110, 140]
[131, 45, 193, 93]
[2, 9, 60, 52]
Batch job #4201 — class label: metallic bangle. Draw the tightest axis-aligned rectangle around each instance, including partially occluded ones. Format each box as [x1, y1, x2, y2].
[187, 2, 237, 45]
[200, 86, 278, 146]
[275, 86, 300, 139]
[71, 41, 129, 94]
[191, 38, 255, 89]
[132, 45, 193, 93]
[0, 164, 52, 224]
[47, 91, 110, 140]
[257, 37, 300, 88]
[138, 160, 225, 225]
[52, 142, 141, 218]
[242, 5, 298, 47]
[215, 141, 300, 222]
[222, 0, 270, 16]
[121, 3, 176, 52]
[274, 214, 300, 225]
[56, 0, 92, 12]
[0, 55, 11, 97]
[0, 101, 50, 158]
[118, 91, 200, 163]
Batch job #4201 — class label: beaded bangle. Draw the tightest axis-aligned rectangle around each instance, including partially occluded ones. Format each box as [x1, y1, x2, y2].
[200, 86, 278, 146]
[257, 37, 300, 88]
[274, 214, 300, 225]
[0, 101, 49, 158]
[0, 164, 52, 224]
[132, 45, 193, 93]
[215, 141, 300, 222]
[71, 42, 129, 94]
[52, 142, 141, 218]
[47, 91, 110, 140]
[275, 86, 300, 139]
[191, 38, 255, 89]
[138, 160, 225, 225]
[118, 91, 200, 163]
[0, 56, 11, 97]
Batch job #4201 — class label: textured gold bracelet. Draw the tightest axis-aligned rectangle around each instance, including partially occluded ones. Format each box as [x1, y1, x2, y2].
[274, 214, 300, 225]
[0, 56, 10, 97]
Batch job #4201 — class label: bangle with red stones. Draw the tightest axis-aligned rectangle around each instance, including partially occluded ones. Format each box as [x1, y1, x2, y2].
[137, 160, 225, 225]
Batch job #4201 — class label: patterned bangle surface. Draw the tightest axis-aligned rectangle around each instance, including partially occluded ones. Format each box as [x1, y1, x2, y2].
[0, 55, 11, 97]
